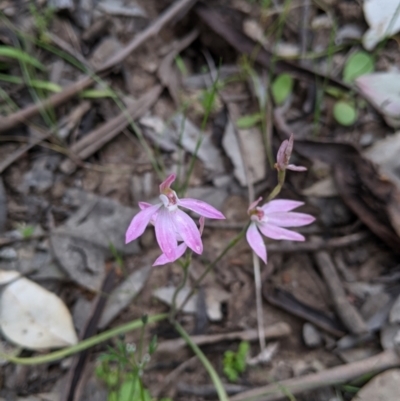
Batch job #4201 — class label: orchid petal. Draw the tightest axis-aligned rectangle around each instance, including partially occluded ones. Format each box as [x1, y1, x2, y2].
[159, 173, 176, 192]
[155, 208, 178, 260]
[261, 199, 304, 214]
[138, 202, 153, 210]
[178, 198, 225, 219]
[173, 209, 203, 254]
[153, 243, 187, 266]
[266, 212, 315, 227]
[125, 204, 161, 243]
[287, 164, 307, 172]
[199, 216, 205, 235]
[258, 223, 305, 241]
[138, 202, 159, 225]
[276, 139, 288, 168]
[248, 197, 263, 213]
[246, 223, 267, 263]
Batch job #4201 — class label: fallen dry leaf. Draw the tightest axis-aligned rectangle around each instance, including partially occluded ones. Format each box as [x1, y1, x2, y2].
[0, 272, 78, 350]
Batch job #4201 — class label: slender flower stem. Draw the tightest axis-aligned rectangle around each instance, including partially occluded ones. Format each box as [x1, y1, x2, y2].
[170, 252, 191, 321]
[173, 321, 229, 401]
[177, 224, 249, 314]
[253, 251, 266, 352]
[2, 314, 168, 365]
[267, 170, 286, 201]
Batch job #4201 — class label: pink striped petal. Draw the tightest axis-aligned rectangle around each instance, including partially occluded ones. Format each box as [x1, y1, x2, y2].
[178, 198, 225, 219]
[261, 200, 304, 214]
[172, 209, 203, 254]
[159, 173, 176, 192]
[246, 223, 267, 263]
[258, 223, 305, 241]
[155, 208, 178, 260]
[153, 243, 187, 266]
[266, 212, 315, 227]
[125, 203, 161, 243]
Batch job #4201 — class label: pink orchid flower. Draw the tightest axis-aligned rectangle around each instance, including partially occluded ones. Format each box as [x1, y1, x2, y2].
[275, 134, 307, 172]
[153, 216, 205, 266]
[246, 198, 315, 264]
[125, 174, 225, 261]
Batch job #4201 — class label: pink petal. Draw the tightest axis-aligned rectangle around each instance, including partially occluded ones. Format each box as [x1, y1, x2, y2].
[153, 243, 187, 266]
[248, 197, 263, 213]
[246, 223, 267, 263]
[159, 174, 176, 192]
[261, 199, 304, 214]
[287, 164, 307, 172]
[178, 198, 225, 219]
[139, 202, 158, 225]
[266, 212, 315, 227]
[125, 204, 161, 244]
[258, 223, 305, 241]
[172, 209, 203, 254]
[138, 202, 153, 210]
[276, 139, 288, 167]
[199, 216, 205, 235]
[155, 208, 178, 260]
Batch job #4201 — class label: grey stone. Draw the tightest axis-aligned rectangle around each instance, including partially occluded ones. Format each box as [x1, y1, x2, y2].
[303, 323, 322, 348]
[351, 369, 400, 401]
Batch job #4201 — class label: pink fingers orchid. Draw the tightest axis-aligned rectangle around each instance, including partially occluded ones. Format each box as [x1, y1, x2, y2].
[153, 217, 205, 266]
[125, 174, 225, 262]
[275, 134, 307, 172]
[246, 198, 315, 264]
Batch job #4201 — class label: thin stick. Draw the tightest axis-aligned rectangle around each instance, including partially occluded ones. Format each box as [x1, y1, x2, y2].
[314, 250, 368, 335]
[157, 322, 291, 354]
[0, 0, 198, 133]
[230, 350, 400, 401]
[253, 252, 266, 352]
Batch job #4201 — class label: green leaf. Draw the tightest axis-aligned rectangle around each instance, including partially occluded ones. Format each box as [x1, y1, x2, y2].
[343, 51, 374, 83]
[175, 55, 187, 76]
[0, 46, 46, 71]
[236, 113, 262, 129]
[272, 73, 294, 105]
[333, 101, 357, 126]
[0, 73, 62, 92]
[80, 89, 117, 99]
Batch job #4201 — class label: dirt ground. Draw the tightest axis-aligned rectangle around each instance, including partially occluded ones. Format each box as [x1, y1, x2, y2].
[1, 0, 400, 400]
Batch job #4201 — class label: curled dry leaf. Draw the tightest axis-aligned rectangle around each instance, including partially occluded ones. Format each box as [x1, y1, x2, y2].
[0, 272, 78, 350]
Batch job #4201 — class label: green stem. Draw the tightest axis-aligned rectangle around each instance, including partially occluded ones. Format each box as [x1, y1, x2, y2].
[3, 314, 168, 365]
[178, 225, 248, 314]
[173, 321, 229, 401]
[170, 253, 191, 320]
[267, 170, 286, 201]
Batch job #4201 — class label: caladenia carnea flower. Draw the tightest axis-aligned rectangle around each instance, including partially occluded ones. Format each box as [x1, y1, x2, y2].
[153, 216, 205, 266]
[275, 134, 307, 172]
[125, 174, 225, 263]
[246, 197, 315, 264]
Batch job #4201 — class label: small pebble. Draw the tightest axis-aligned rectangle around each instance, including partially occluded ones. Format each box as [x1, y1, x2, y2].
[303, 323, 322, 348]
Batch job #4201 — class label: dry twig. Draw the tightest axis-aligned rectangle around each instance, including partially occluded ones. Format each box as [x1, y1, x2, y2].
[157, 322, 291, 354]
[230, 350, 400, 401]
[314, 249, 368, 335]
